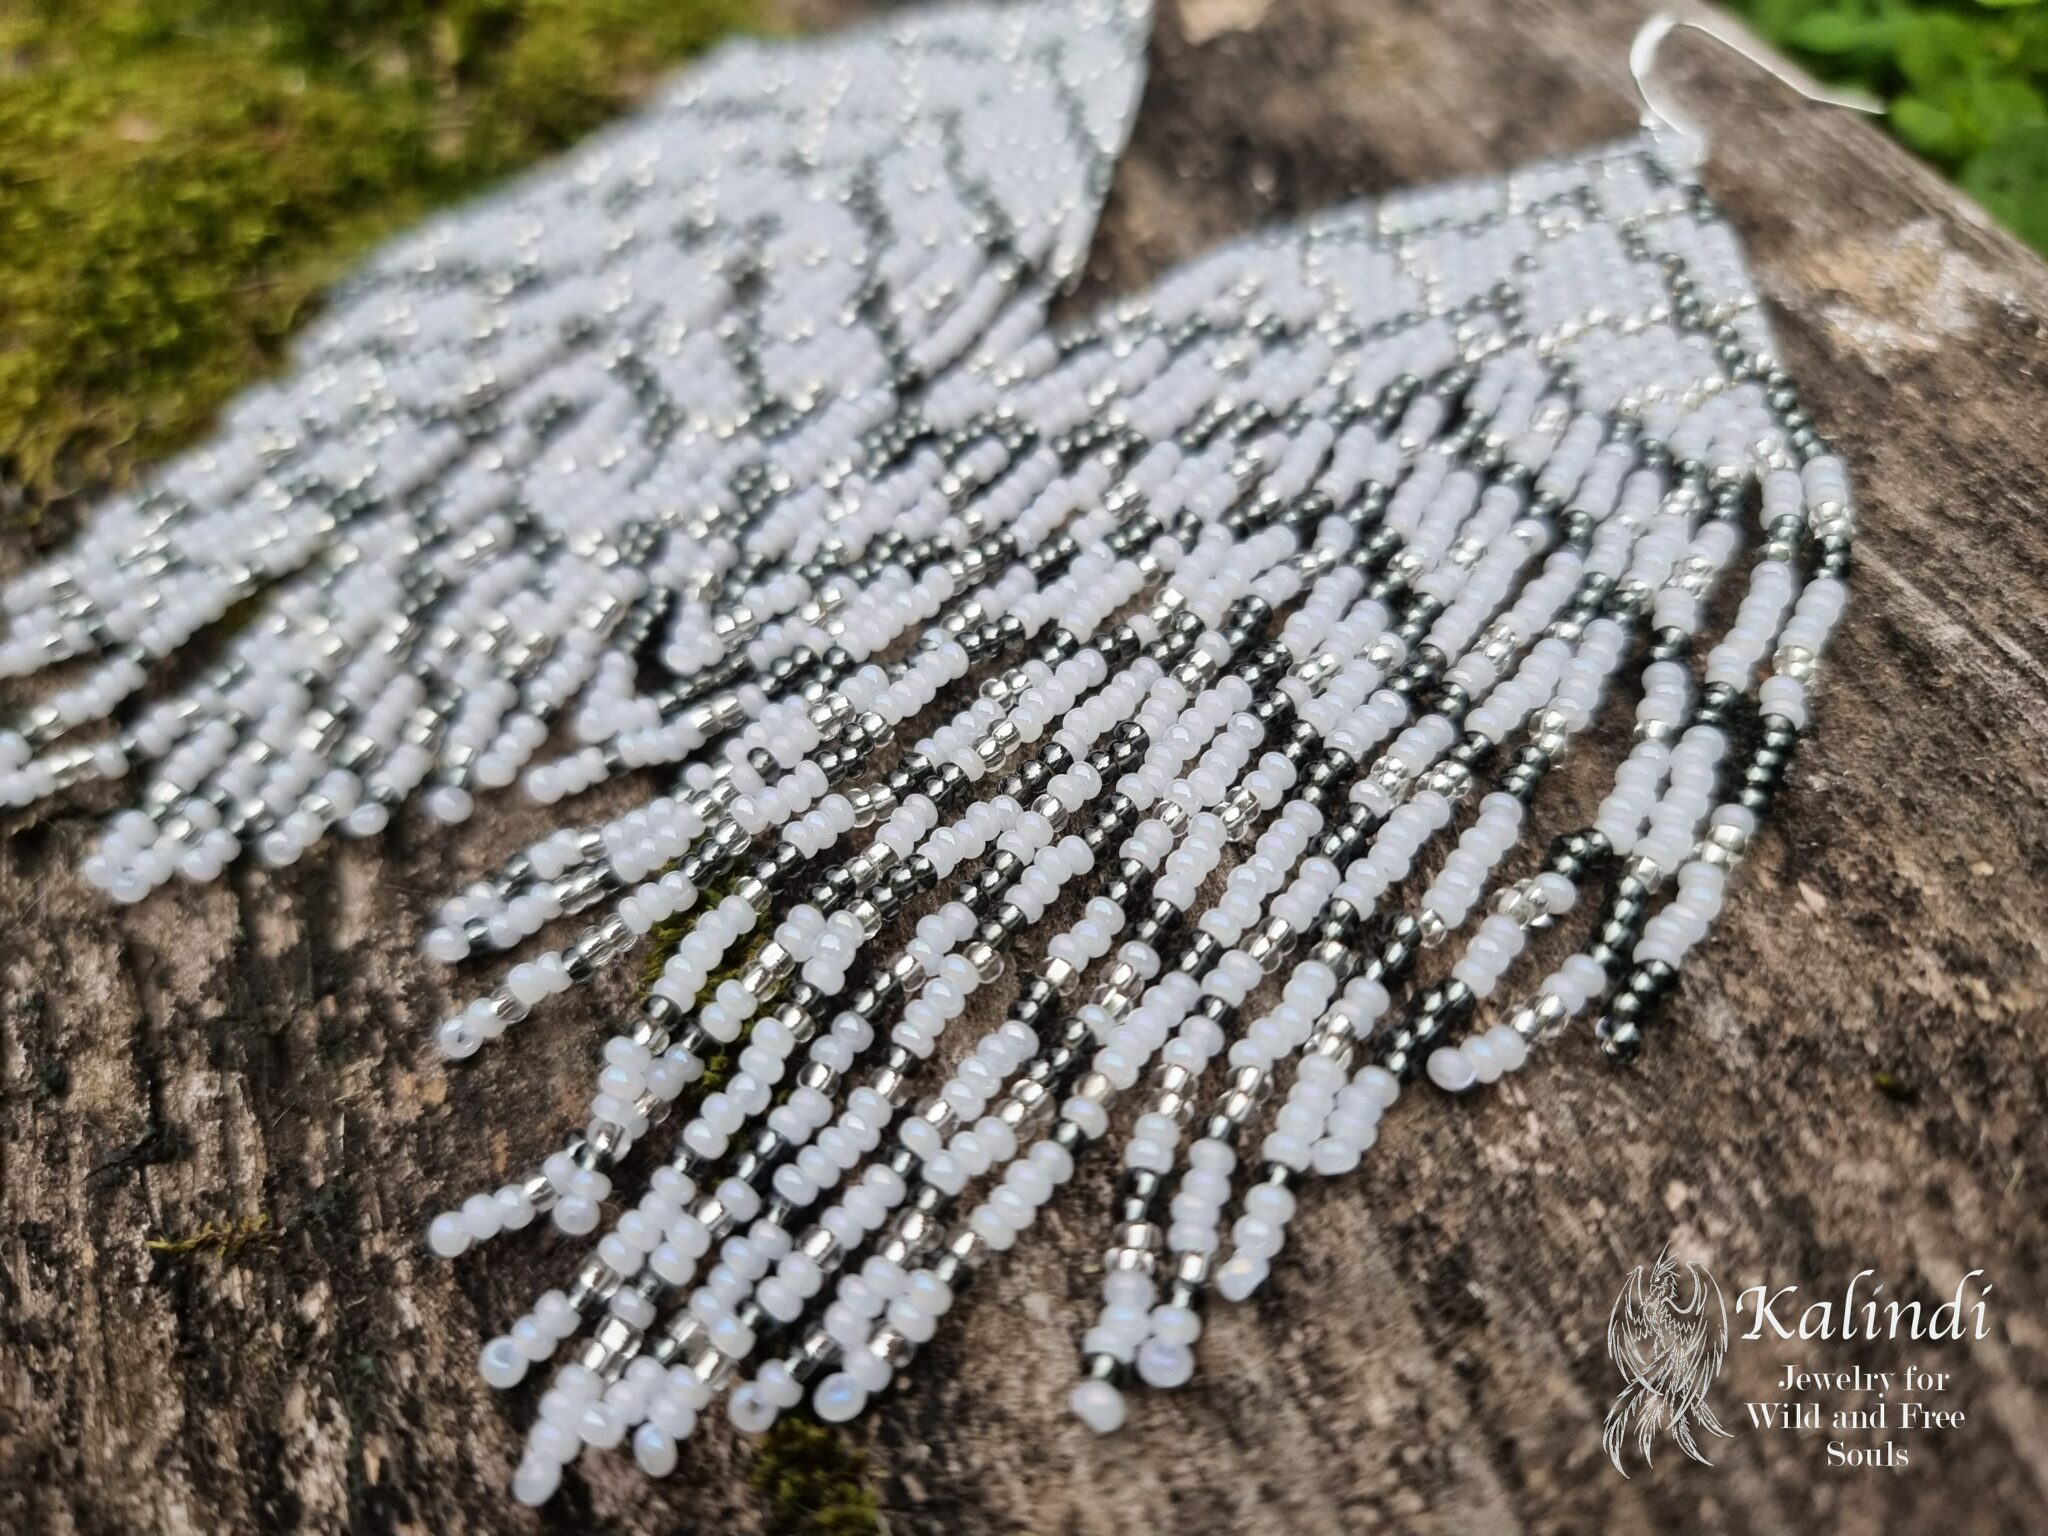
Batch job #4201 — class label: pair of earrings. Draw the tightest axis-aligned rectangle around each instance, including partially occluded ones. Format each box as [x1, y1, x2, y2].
[0, 0, 1854, 1506]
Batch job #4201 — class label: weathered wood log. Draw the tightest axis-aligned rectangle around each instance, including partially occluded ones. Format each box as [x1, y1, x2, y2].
[4, 1, 2046, 1532]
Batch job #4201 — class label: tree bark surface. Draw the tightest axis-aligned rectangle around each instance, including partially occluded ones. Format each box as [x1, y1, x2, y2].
[4, 1, 2046, 1533]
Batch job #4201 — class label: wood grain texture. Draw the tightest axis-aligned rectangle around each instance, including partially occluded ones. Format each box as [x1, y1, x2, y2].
[4, 2, 2046, 1533]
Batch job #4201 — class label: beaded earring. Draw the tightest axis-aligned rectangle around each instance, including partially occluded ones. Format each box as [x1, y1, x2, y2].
[451, 136, 1847, 1508]
[0, 0, 1153, 886]
[1, 4, 1859, 1512]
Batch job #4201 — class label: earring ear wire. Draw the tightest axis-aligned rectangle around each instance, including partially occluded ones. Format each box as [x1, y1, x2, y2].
[1629, 10, 1882, 168]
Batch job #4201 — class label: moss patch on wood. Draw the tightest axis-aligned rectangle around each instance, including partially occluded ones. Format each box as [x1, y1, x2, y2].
[144, 1212, 276, 1259]
[0, 0, 759, 523]
[750, 1419, 887, 1536]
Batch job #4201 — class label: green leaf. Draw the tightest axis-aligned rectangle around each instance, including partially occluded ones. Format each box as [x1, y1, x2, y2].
[1897, 12, 1993, 91]
[1963, 72, 2048, 141]
[1744, 0, 1855, 31]
[1963, 121, 2048, 253]
[1789, 10, 1900, 54]
[1972, 0, 2042, 12]
[1891, 93, 1970, 158]
[2015, 13, 2048, 73]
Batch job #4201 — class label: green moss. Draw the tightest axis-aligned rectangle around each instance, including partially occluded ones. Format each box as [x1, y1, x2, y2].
[750, 1420, 886, 1536]
[0, 0, 760, 521]
[144, 1211, 276, 1258]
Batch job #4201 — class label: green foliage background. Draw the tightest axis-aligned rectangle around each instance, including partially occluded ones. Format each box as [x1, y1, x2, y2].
[1731, 0, 2048, 253]
[0, 0, 757, 520]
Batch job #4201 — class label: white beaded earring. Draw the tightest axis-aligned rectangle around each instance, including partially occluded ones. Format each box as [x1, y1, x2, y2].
[452, 130, 1848, 1516]
[2, 4, 1865, 1512]
[0, 0, 1153, 892]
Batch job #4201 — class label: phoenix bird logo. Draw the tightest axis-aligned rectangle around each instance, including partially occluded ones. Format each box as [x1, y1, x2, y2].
[1604, 1245, 1733, 1476]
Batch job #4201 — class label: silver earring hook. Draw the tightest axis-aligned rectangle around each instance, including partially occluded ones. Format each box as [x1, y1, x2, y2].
[1630, 11, 1882, 166]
